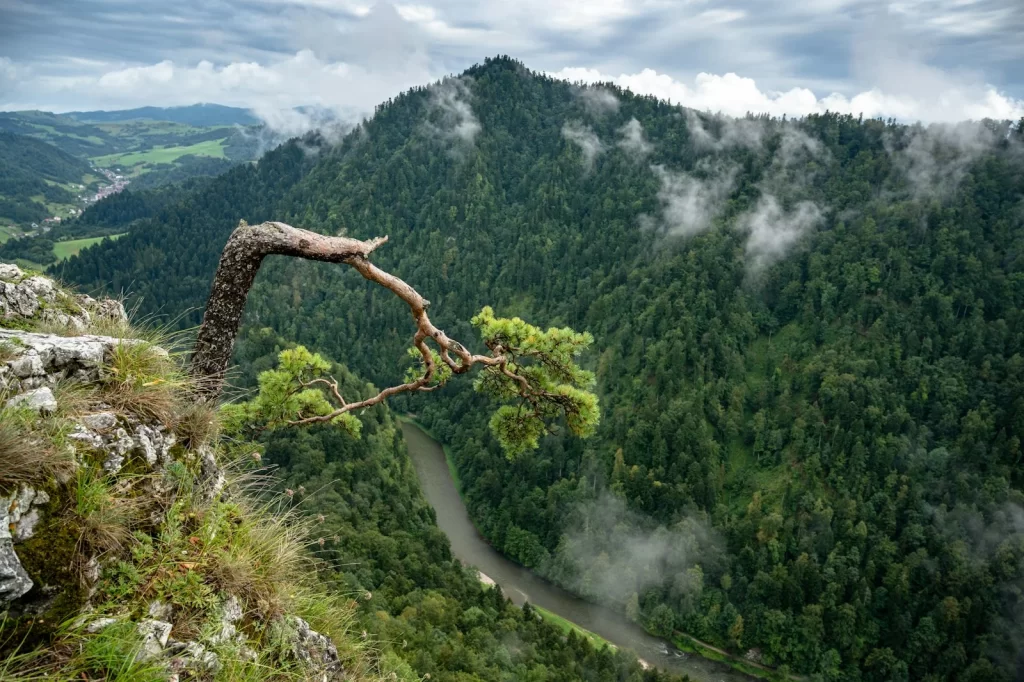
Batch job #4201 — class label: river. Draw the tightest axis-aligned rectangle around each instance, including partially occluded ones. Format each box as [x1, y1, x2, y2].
[400, 420, 756, 682]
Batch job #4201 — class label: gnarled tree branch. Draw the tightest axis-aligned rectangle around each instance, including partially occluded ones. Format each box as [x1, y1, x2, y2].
[191, 220, 525, 413]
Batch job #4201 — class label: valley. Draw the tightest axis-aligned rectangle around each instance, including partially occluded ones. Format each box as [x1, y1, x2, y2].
[401, 418, 760, 682]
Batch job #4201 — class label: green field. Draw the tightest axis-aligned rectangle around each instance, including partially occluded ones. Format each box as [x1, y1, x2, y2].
[53, 233, 125, 261]
[0, 225, 19, 243]
[91, 139, 226, 168]
[533, 605, 616, 650]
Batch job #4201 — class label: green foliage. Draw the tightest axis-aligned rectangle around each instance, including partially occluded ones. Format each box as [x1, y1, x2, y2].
[221, 346, 362, 438]
[471, 306, 599, 457]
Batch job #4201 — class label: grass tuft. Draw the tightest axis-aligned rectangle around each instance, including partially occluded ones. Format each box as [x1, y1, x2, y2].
[72, 467, 147, 564]
[0, 404, 75, 491]
[100, 341, 190, 426]
[175, 400, 222, 451]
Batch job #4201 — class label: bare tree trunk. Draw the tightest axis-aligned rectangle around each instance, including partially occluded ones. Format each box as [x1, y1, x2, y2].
[190, 221, 386, 397]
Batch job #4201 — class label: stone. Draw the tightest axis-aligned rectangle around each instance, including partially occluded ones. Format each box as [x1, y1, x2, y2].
[134, 425, 175, 468]
[6, 387, 57, 415]
[0, 331, 137, 390]
[166, 640, 220, 674]
[137, 619, 174, 659]
[0, 538, 33, 602]
[90, 298, 128, 324]
[209, 595, 244, 645]
[0, 263, 22, 282]
[199, 447, 225, 504]
[81, 411, 118, 432]
[103, 428, 136, 473]
[2, 486, 50, 542]
[287, 616, 344, 679]
[9, 354, 43, 379]
[148, 599, 173, 621]
[85, 617, 119, 633]
[67, 425, 104, 451]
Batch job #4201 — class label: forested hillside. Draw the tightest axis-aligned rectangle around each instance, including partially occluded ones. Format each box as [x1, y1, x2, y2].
[0, 132, 96, 224]
[59, 56, 1024, 681]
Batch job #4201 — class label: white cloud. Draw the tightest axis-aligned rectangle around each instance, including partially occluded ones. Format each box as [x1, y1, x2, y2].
[549, 66, 1024, 123]
[740, 196, 824, 272]
[616, 117, 652, 158]
[651, 163, 737, 238]
[562, 121, 605, 170]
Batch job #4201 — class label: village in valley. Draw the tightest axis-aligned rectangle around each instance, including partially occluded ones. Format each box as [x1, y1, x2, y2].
[18, 166, 128, 239]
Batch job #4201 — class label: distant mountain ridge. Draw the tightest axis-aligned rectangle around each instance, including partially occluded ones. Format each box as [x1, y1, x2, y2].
[67, 103, 260, 127]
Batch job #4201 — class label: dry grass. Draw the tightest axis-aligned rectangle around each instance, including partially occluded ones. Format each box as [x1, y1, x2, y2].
[0, 403, 76, 490]
[100, 341, 190, 426]
[175, 400, 222, 450]
[0, 420, 63, 490]
[72, 467, 148, 563]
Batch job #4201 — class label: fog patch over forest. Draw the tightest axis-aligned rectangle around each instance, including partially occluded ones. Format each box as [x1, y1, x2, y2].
[546, 493, 724, 609]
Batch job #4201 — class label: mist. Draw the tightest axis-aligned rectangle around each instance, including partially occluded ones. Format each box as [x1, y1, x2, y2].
[577, 86, 620, 117]
[649, 162, 737, 238]
[617, 118, 653, 159]
[562, 121, 606, 171]
[424, 76, 482, 147]
[740, 196, 824, 272]
[546, 493, 722, 607]
[888, 121, 1007, 199]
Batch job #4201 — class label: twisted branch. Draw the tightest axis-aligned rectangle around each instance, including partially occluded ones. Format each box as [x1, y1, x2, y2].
[192, 221, 554, 420]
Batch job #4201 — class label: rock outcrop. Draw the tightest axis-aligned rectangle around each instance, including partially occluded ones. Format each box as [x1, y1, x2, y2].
[1, 266, 353, 681]
[0, 263, 125, 333]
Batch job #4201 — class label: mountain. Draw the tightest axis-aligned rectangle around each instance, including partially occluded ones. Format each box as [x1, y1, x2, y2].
[57, 56, 1024, 681]
[0, 109, 265, 195]
[0, 132, 96, 227]
[67, 103, 260, 127]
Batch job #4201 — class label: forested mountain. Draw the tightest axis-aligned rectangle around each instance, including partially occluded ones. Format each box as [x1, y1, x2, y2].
[0, 132, 95, 224]
[59, 56, 1024, 681]
[68, 103, 260, 127]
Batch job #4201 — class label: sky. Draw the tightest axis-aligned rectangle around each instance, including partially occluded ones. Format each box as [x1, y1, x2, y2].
[1, 0, 1022, 125]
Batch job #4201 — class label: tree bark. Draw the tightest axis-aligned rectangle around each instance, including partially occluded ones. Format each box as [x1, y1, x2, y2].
[190, 221, 386, 397]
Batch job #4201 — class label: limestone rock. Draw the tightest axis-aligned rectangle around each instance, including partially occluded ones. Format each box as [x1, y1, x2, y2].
[85, 617, 119, 633]
[6, 386, 57, 415]
[67, 425, 105, 451]
[209, 595, 244, 645]
[134, 424, 175, 468]
[199, 447, 225, 504]
[166, 639, 220, 675]
[137, 619, 174, 659]
[81, 411, 118, 432]
[0, 263, 22, 282]
[2, 485, 51, 542]
[287, 616, 345, 680]
[148, 599, 173, 621]
[0, 538, 33, 602]
[0, 330, 136, 394]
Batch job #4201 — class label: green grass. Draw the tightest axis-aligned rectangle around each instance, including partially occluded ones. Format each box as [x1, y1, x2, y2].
[670, 632, 796, 681]
[91, 139, 227, 168]
[53, 234, 125, 261]
[534, 605, 615, 650]
[0, 225, 18, 243]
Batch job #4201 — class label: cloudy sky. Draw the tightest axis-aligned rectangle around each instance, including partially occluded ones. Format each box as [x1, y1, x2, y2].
[1, 0, 1022, 124]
